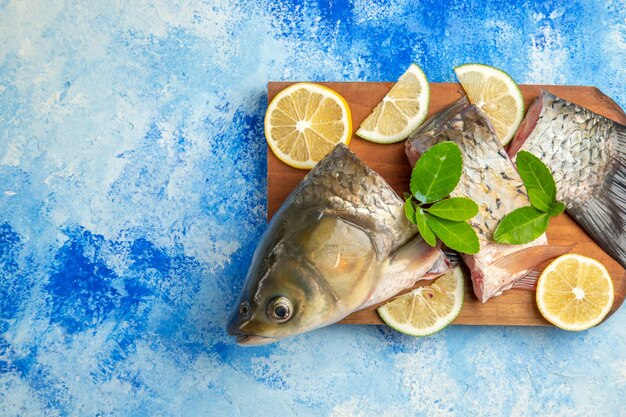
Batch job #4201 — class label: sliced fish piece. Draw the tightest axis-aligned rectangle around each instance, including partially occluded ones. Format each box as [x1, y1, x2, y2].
[406, 97, 567, 302]
[509, 89, 626, 269]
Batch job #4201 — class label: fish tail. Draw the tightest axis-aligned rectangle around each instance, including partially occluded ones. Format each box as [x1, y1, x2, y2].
[568, 123, 626, 269]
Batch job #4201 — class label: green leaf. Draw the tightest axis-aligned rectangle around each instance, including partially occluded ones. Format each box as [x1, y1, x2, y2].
[415, 207, 437, 246]
[548, 201, 566, 218]
[410, 142, 463, 204]
[425, 197, 478, 221]
[516, 151, 557, 206]
[527, 189, 552, 212]
[493, 206, 550, 245]
[404, 197, 416, 224]
[426, 215, 479, 254]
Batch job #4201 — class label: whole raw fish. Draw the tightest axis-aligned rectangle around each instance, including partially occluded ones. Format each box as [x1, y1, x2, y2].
[227, 144, 450, 345]
[509, 90, 626, 269]
[406, 97, 568, 302]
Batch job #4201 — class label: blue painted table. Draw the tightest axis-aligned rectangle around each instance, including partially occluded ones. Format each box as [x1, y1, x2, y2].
[1, 1, 625, 416]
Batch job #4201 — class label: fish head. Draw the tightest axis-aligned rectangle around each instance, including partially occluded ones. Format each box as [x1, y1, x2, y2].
[226, 257, 332, 346]
[227, 214, 377, 346]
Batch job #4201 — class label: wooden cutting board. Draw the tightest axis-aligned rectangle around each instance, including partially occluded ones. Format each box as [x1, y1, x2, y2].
[267, 82, 626, 326]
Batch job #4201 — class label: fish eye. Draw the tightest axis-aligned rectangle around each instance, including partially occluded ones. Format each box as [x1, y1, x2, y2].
[239, 302, 251, 317]
[267, 296, 292, 323]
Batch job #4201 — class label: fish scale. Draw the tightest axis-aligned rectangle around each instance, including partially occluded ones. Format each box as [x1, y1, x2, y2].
[290, 144, 415, 257]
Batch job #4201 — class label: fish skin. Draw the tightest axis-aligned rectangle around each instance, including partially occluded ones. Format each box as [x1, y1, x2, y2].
[509, 89, 626, 269]
[227, 144, 449, 345]
[406, 97, 552, 303]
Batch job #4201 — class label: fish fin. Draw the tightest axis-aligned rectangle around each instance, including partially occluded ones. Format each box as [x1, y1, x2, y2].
[359, 236, 450, 309]
[568, 123, 626, 269]
[491, 244, 574, 273]
[442, 249, 462, 267]
[422, 249, 453, 280]
[387, 236, 451, 276]
[470, 245, 572, 303]
[511, 270, 541, 291]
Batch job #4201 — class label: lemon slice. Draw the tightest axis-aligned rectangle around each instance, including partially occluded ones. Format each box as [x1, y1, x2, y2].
[536, 254, 614, 331]
[264, 82, 352, 170]
[454, 63, 524, 146]
[377, 267, 464, 337]
[356, 63, 430, 144]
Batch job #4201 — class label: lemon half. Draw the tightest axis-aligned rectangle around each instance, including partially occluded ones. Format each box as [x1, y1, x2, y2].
[264, 82, 352, 170]
[536, 254, 614, 331]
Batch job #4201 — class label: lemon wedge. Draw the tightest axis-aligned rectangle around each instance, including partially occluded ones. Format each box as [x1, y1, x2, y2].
[454, 63, 524, 146]
[264, 82, 352, 170]
[356, 63, 430, 144]
[536, 254, 614, 331]
[377, 267, 464, 337]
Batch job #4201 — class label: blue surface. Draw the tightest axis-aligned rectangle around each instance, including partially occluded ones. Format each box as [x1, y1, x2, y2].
[1, 1, 625, 415]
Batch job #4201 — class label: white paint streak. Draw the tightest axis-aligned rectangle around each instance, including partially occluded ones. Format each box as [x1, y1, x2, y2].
[526, 25, 568, 84]
[393, 338, 462, 417]
[616, 360, 626, 387]
[0, 373, 52, 417]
